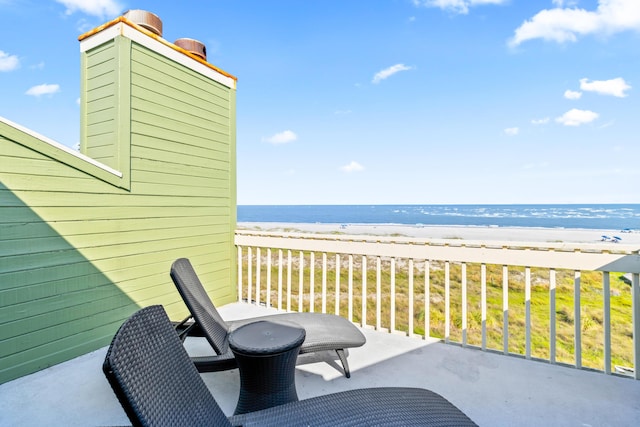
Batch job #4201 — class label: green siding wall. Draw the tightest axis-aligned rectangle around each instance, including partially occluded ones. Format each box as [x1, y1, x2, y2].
[0, 33, 236, 384]
[82, 39, 119, 168]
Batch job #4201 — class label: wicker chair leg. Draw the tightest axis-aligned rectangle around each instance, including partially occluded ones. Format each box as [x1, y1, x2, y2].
[335, 349, 351, 378]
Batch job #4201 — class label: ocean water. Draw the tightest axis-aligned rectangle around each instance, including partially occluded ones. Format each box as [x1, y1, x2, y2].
[237, 204, 640, 230]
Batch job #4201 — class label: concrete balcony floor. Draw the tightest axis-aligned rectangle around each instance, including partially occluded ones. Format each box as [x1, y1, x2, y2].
[1, 302, 639, 426]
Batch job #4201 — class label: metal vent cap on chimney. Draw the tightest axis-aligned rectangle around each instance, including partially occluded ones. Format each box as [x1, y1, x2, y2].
[174, 38, 207, 61]
[122, 10, 163, 36]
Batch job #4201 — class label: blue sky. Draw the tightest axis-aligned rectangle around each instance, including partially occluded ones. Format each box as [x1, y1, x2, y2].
[1, 0, 638, 204]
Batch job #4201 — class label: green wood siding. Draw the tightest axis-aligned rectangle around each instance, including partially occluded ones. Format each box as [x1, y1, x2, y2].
[0, 32, 236, 384]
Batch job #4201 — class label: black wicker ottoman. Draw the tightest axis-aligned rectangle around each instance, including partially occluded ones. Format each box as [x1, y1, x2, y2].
[229, 320, 306, 415]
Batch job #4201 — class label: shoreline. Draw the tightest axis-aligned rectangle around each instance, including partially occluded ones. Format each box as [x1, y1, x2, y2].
[237, 222, 640, 245]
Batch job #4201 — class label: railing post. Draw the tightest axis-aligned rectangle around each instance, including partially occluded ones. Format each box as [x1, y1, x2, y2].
[425, 260, 430, 340]
[409, 258, 414, 337]
[376, 256, 381, 330]
[525, 266, 531, 359]
[322, 252, 327, 314]
[445, 261, 450, 343]
[574, 270, 582, 369]
[502, 264, 509, 355]
[286, 249, 292, 312]
[266, 248, 272, 309]
[462, 262, 467, 347]
[255, 247, 261, 305]
[348, 254, 353, 322]
[361, 255, 367, 327]
[277, 249, 283, 310]
[298, 251, 304, 312]
[309, 252, 315, 313]
[603, 271, 610, 374]
[335, 254, 341, 316]
[481, 263, 487, 351]
[390, 257, 396, 333]
[549, 268, 556, 364]
[237, 246, 243, 303]
[247, 247, 253, 304]
[633, 272, 639, 380]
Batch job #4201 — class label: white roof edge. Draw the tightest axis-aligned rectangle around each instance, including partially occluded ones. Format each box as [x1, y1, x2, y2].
[0, 116, 123, 178]
[79, 22, 236, 89]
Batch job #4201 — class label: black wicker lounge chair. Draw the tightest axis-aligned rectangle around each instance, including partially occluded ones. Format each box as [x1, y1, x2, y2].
[103, 305, 478, 426]
[170, 257, 366, 377]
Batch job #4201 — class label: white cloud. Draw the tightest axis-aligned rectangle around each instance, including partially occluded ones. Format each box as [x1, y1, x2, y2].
[509, 0, 640, 47]
[25, 84, 60, 97]
[504, 127, 519, 136]
[413, 0, 508, 15]
[55, 0, 122, 18]
[564, 89, 582, 99]
[555, 108, 599, 126]
[531, 117, 550, 125]
[552, 0, 578, 7]
[263, 130, 297, 144]
[579, 77, 631, 97]
[372, 64, 413, 84]
[341, 161, 364, 172]
[0, 50, 19, 71]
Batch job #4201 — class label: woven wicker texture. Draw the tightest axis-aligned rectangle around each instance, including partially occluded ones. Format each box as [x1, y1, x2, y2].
[229, 387, 478, 427]
[103, 305, 231, 426]
[170, 257, 366, 376]
[105, 306, 477, 426]
[230, 321, 306, 414]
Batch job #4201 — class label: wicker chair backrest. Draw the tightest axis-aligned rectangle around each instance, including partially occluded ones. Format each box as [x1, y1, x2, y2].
[103, 305, 232, 426]
[170, 258, 231, 355]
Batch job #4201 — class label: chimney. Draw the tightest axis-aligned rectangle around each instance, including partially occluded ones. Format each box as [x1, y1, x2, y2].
[77, 11, 237, 189]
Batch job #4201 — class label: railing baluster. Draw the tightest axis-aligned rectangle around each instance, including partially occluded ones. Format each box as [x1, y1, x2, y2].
[266, 248, 272, 309]
[362, 255, 367, 327]
[481, 263, 487, 351]
[255, 247, 261, 305]
[310, 252, 315, 313]
[348, 254, 353, 322]
[286, 249, 292, 312]
[298, 251, 304, 312]
[503, 265, 509, 354]
[462, 262, 467, 347]
[603, 271, 610, 374]
[335, 254, 341, 316]
[376, 256, 381, 330]
[425, 260, 430, 340]
[247, 247, 253, 304]
[575, 270, 582, 369]
[409, 258, 414, 337]
[390, 257, 396, 333]
[550, 268, 556, 364]
[237, 246, 243, 302]
[277, 249, 283, 310]
[633, 272, 640, 380]
[322, 252, 327, 314]
[445, 261, 450, 344]
[525, 266, 531, 359]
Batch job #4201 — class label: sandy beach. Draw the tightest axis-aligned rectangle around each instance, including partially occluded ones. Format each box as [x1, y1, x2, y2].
[238, 222, 640, 246]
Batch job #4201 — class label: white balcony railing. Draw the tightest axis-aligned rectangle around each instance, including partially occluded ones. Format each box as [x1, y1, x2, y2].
[235, 230, 640, 380]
